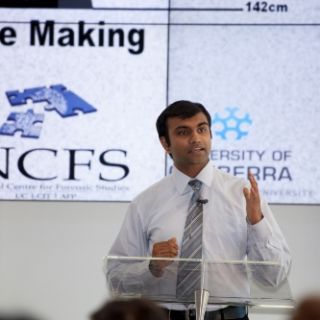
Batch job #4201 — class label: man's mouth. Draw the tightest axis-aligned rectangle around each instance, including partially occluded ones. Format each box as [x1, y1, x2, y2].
[189, 146, 205, 153]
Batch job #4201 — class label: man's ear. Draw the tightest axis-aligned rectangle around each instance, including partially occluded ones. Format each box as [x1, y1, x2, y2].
[160, 136, 170, 152]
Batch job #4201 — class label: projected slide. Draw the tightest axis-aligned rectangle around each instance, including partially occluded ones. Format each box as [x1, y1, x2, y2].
[0, 0, 319, 203]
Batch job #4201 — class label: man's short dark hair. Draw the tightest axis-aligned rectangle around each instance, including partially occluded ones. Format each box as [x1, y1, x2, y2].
[156, 100, 212, 145]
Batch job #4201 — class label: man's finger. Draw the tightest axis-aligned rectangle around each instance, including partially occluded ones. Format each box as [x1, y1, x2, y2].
[249, 172, 259, 189]
[243, 187, 250, 200]
[167, 237, 179, 249]
[168, 237, 177, 244]
[153, 241, 178, 257]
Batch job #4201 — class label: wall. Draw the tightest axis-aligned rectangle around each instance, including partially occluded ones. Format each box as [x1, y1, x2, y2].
[0, 201, 319, 320]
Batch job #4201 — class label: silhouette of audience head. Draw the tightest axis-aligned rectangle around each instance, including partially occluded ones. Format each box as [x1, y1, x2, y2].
[0, 313, 42, 320]
[90, 298, 166, 320]
[292, 294, 320, 320]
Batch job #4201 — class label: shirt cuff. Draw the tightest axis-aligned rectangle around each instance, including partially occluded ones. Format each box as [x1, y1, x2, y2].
[247, 215, 273, 244]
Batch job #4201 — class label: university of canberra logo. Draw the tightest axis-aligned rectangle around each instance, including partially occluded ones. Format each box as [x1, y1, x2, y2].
[0, 84, 97, 138]
[212, 107, 252, 140]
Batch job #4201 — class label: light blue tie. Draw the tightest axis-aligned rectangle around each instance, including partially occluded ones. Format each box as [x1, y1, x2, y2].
[176, 179, 203, 298]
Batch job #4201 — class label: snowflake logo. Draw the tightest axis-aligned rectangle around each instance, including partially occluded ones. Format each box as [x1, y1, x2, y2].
[212, 107, 252, 140]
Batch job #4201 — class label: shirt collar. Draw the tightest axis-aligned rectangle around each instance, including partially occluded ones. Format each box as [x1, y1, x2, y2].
[171, 160, 213, 195]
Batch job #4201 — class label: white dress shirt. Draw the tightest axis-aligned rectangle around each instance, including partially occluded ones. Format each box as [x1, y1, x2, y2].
[107, 161, 291, 309]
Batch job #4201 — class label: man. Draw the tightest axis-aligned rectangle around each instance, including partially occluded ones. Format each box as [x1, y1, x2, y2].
[107, 100, 291, 320]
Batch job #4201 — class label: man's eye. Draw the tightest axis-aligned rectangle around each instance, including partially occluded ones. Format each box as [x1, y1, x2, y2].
[199, 127, 207, 133]
[177, 130, 188, 135]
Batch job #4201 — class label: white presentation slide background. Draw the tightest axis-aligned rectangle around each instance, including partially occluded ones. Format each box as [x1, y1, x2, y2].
[168, 25, 320, 204]
[0, 8, 168, 201]
[166, 1, 320, 204]
[0, 1, 319, 204]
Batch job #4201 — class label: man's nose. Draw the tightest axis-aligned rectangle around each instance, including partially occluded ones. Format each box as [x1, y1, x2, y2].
[190, 130, 201, 143]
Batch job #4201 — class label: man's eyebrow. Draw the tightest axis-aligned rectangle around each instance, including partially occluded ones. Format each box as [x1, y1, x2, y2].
[198, 122, 209, 127]
[174, 122, 209, 130]
[174, 125, 189, 130]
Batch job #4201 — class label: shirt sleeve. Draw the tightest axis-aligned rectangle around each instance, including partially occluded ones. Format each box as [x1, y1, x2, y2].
[246, 199, 292, 286]
[106, 201, 159, 293]
[109, 200, 149, 257]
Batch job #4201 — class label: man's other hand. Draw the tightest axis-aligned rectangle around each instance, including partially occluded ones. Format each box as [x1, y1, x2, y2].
[149, 237, 178, 277]
[243, 171, 263, 225]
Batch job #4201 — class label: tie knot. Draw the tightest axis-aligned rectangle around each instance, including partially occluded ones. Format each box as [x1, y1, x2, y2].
[188, 179, 202, 191]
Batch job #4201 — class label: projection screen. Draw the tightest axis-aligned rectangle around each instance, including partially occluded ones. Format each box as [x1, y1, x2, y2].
[0, 0, 319, 204]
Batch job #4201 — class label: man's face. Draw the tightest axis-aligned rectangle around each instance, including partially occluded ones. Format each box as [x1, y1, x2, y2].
[160, 112, 212, 176]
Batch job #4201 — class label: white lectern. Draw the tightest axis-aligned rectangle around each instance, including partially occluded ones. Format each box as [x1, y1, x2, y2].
[104, 256, 293, 320]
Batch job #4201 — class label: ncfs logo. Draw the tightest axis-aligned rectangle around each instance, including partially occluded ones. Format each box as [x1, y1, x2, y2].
[0, 84, 96, 138]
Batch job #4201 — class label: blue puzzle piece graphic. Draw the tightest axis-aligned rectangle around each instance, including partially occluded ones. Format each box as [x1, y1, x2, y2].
[0, 109, 44, 138]
[6, 87, 47, 106]
[44, 84, 97, 117]
[6, 85, 97, 118]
